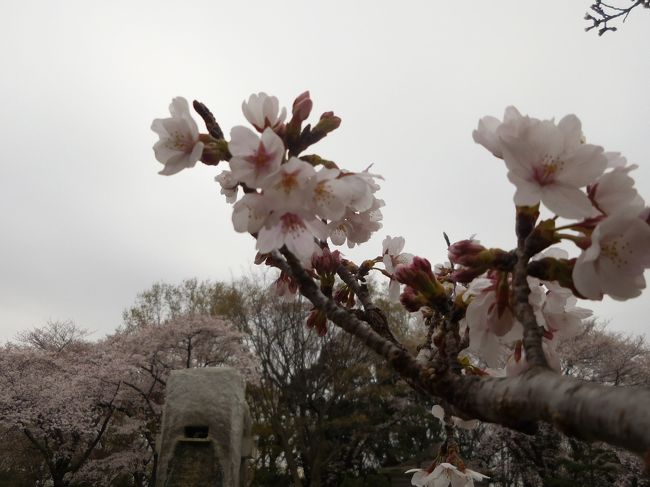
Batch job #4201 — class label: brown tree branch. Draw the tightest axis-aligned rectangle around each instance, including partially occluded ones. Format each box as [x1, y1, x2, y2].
[512, 248, 548, 368]
[275, 247, 650, 456]
[514, 208, 548, 368]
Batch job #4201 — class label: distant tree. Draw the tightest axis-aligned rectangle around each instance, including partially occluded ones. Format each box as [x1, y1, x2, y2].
[0, 323, 121, 487]
[16, 319, 90, 353]
[237, 279, 442, 486]
[558, 321, 650, 386]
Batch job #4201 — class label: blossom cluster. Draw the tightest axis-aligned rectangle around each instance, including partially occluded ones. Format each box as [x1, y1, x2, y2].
[151, 92, 384, 266]
[460, 250, 590, 371]
[473, 107, 650, 301]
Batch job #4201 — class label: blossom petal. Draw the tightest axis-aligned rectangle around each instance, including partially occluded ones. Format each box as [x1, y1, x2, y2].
[540, 185, 594, 219]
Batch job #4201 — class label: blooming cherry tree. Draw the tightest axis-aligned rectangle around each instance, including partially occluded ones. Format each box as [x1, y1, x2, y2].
[152, 91, 650, 482]
[0, 336, 123, 487]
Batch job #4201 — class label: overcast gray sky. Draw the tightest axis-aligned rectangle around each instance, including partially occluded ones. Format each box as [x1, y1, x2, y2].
[1, 1, 649, 341]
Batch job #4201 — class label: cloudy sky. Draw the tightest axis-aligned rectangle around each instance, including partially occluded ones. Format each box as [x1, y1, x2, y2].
[1, 1, 649, 341]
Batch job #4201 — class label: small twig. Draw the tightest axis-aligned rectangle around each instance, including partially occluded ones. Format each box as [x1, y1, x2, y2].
[585, 0, 648, 35]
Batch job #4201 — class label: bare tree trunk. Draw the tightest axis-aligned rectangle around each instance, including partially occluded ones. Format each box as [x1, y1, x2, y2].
[272, 418, 303, 487]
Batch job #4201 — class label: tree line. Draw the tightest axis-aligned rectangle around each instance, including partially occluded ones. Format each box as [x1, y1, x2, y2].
[0, 278, 648, 486]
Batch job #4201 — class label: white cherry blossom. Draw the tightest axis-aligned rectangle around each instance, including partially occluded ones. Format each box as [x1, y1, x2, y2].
[464, 276, 551, 367]
[242, 92, 287, 132]
[215, 170, 239, 203]
[464, 277, 518, 337]
[406, 463, 488, 487]
[328, 197, 384, 248]
[344, 169, 383, 212]
[151, 97, 204, 175]
[605, 151, 628, 169]
[312, 168, 360, 221]
[382, 235, 414, 302]
[589, 164, 645, 216]
[228, 126, 285, 188]
[540, 281, 591, 339]
[231, 193, 271, 234]
[264, 157, 316, 216]
[472, 106, 530, 159]
[256, 213, 326, 266]
[499, 115, 607, 219]
[573, 214, 650, 300]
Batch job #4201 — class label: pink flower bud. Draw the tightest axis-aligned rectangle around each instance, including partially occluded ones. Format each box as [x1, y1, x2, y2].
[394, 257, 435, 287]
[451, 266, 485, 283]
[395, 257, 448, 308]
[448, 240, 486, 266]
[306, 309, 328, 336]
[274, 271, 298, 298]
[313, 111, 342, 135]
[292, 91, 313, 123]
[399, 287, 429, 312]
[312, 247, 341, 275]
[334, 285, 355, 308]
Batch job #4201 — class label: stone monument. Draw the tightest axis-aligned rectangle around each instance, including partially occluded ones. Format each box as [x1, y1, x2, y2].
[156, 367, 253, 487]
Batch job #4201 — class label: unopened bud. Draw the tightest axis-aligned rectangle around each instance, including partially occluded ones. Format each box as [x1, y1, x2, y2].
[399, 287, 429, 312]
[448, 240, 486, 266]
[312, 111, 341, 136]
[292, 91, 313, 123]
[199, 136, 231, 166]
[306, 309, 328, 336]
[334, 285, 355, 308]
[450, 242, 513, 283]
[274, 271, 298, 299]
[395, 257, 448, 307]
[451, 266, 485, 283]
[312, 247, 341, 275]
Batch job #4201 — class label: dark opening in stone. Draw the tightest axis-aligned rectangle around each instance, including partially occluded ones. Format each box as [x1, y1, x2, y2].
[184, 425, 209, 438]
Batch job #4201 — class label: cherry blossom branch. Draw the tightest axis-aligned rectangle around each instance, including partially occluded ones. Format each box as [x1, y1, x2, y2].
[278, 247, 650, 455]
[275, 249, 429, 385]
[152, 92, 650, 463]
